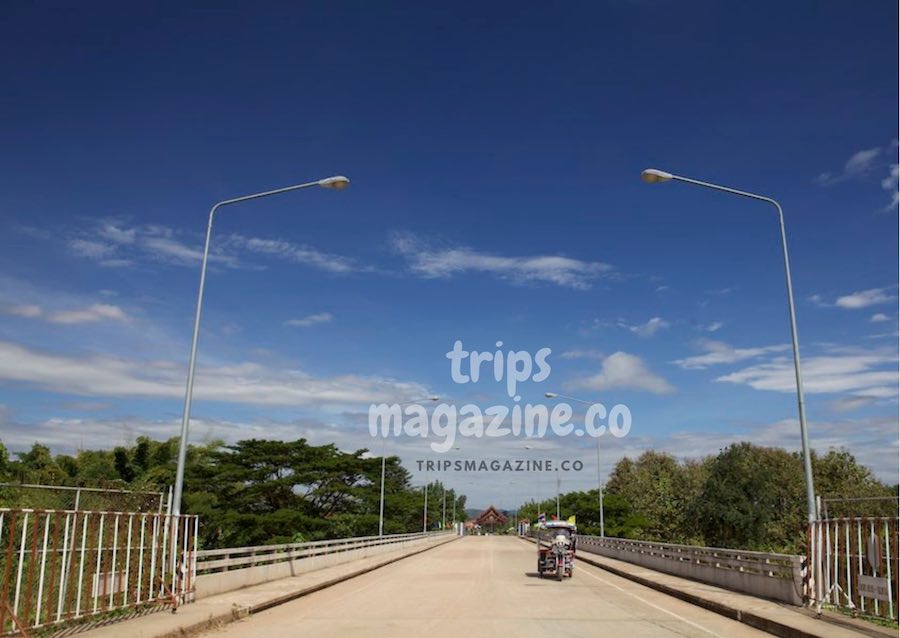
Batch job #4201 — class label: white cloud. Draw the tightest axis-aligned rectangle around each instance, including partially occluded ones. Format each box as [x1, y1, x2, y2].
[97, 222, 136, 244]
[815, 146, 881, 186]
[285, 312, 334, 328]
[56, 220, 361, 273]
[1, 301, 130, 324]
[223, 235, 358, 273]
[620, 317, 669, 337]
[845, 148, 882, 175]
[390, 231, 614, 290]
[715, 347, 898, 406]
[0, 340, 430, 408]
[672, 340, 790, 370]
[567, 351, 675, 394]
[704, 321, 724, 332]
[68, 238, 116, 260]
[559, 349, 605, 361]
[816, 142, 898, 209]
[808, 287, 896, 309]
[47, 304, 130, 324]
[870, 313, 890, 323]
[835, 287, 896, 309]
[1, 304, 42, 318]
[882, 163, 899, 210]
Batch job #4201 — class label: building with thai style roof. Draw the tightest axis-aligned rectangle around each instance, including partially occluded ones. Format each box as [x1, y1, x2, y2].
[466, 505, 509, 533]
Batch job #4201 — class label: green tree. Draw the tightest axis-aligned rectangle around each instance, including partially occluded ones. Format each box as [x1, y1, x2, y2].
[691, 443, 806, 552]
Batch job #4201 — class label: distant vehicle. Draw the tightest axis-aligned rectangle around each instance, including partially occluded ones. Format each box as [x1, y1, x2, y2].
[536, 521, 576, 581]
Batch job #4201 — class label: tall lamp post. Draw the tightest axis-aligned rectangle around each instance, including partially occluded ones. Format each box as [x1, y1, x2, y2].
[422, 484, 429, 533]
[172, 175, 350, 517]
[378, 396, 439, 536]
[546, 392, 605, 536]
[641, 168, 816, 523]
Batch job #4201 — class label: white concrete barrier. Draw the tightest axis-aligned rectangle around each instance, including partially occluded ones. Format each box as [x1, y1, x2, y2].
[195, 531, 452, 598]
[573, 534, 804, 605]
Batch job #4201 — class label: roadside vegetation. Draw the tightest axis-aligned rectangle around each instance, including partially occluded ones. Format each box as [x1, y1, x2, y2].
[1, 438, 893, 554]
[0, 437, 464, 550]
[516, 443, 896, 554]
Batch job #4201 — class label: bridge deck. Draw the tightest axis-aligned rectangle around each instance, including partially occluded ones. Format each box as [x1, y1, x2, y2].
[201, 535, 769, 637]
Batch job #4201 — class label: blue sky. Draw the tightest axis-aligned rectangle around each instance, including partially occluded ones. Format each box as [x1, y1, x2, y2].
[0, 1, 897, 508]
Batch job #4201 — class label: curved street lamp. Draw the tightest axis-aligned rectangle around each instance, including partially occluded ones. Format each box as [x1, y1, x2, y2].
[172, 176, 350, 516]
[640, 168, 816, 523]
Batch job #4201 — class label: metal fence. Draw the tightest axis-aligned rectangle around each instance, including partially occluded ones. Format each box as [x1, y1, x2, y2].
[809, 517, 899, 621]
[196, 530, 447, 574]
[0, 508, 198, 636]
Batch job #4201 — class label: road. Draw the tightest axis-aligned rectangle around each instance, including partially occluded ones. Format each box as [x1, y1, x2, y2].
[200, 535, 770, 637]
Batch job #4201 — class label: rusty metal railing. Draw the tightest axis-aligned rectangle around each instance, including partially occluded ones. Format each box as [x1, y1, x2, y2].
[0, 508, 198, 636]
[808, 516, 898, 621]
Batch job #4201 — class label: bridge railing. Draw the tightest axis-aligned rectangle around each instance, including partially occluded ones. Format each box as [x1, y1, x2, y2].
[194, 530, 452, 597]
[809, 517, 898, 621]
[527, 530, 804, 605]
[0, 507, 197, 637]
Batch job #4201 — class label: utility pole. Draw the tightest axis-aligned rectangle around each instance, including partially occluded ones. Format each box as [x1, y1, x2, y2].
[556, 469, 561, 519]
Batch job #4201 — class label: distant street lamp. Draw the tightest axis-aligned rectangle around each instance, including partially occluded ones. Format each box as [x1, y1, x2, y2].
[379, 396, 439, 536]
[546, 392, 605, 536]
[523, 444, 541, 512]
[422, 484, 429, 533]
[172, 176, 350, 517]
[640, 168, 816, 523]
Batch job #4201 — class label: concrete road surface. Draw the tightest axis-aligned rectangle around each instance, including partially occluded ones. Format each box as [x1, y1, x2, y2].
[200, 535, 770, 637]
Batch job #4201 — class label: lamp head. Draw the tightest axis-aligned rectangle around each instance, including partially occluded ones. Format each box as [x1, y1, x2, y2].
[544, 392, 558, 398]
[641, 169, 673, 184]
[319, 175, 350, 190]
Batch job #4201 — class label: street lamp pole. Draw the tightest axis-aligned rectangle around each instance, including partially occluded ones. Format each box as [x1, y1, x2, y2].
[379, 397, 438, 536]
[641, 168, 816, 523]
[545, 392, 605, 536]
[423, 484, 428, 533]
[172, 176, 350, 517]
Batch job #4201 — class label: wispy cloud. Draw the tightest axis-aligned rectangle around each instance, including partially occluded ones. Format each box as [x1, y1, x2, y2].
[567, 351, 674, 394]
[815, 141, 898, 209]
[870, 313, 890, 323]
[222, 235, 359, 273]
[619, 317, 669, 337]
[52, 219, 362, 273]
[0, 304, 42, 318]
[814, 146, 882, 186]
[1, 302, 130, 324]
[715, 345, 898, 409]
[284, 312, 334, 328]
[0, 340, 429, 407]
[809, 286, 897, 309]
[704, 321, 724, 332]
[559, 349, 605, 361]
[47, 304, 130, 324]
[390, 231, 614, 290]
[882, 162, 899, 210]
[672, 340, 790, 370]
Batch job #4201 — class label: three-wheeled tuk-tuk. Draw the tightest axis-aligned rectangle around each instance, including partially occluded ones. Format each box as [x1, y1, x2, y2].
[536, 521, 576, 581]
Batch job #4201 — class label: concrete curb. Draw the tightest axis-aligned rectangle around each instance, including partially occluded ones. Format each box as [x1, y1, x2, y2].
[154, 535, 459, 638]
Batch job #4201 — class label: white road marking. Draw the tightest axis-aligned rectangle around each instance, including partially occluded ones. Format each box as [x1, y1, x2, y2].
[577, 563, 724, 637]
